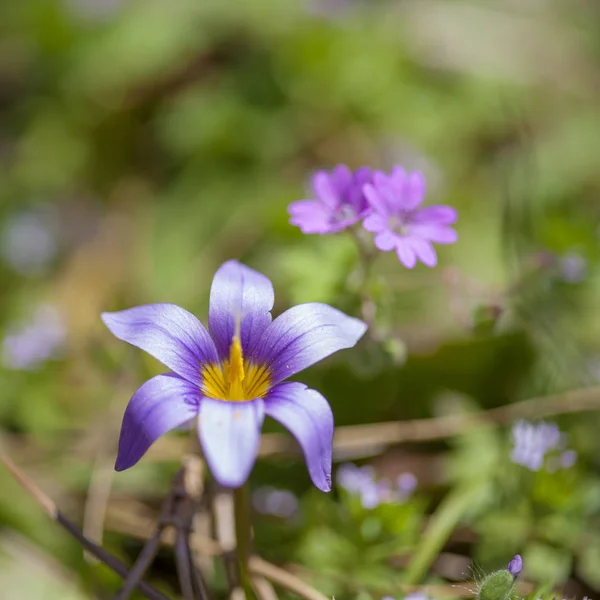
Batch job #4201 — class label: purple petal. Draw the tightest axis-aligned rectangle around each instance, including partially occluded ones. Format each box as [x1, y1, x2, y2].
[348, 167, 374, 211]
[402, 171, 426, 210]
[409, 224, 458, 244]
[362, 213, 388, 233]
[208, 260, 274, 360]
[374, 230, 398, 251]
[288, 200, 336, 234]
[353, 166, 373, 187]
[198, 397, 264, 488]
[390, 165, 407, 186]
[364, 182, 391, 216]
[411, 238, 437, 267]
[115, 374, 200, 471]
[413, 205, 457, 225]
[265, 382, 333, 491]
[330, 164, 352, 195]
[312, 171, 339, 209]
[102, 304, 218, 386]
[396, 240, 417, 268]
[251, 303, 367, 384]
[372, 172, 399, 210]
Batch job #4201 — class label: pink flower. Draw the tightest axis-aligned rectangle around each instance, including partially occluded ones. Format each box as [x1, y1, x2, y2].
[288, 165, 372, 234]
[362, 167, 457, 268]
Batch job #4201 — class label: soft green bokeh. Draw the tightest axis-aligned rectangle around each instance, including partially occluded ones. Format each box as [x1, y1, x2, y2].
[1, 0, 600, 598]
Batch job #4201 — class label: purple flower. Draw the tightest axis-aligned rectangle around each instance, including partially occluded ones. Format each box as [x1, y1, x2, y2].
[288, 165, 373, 234]
[336, 463, 416, 508]
[507, 554, 522, 578]
[559, 252, 587, 283]
[102, 260, 366, 490]
[510, 420, 575, 472]
[1, 209, 60, 275]
[3, 305, 66, 370]
[559, 449, 577, 469]
[253, 486, 299, 518]
[362, 167, 457, 268]
[396, 472, 417, 498]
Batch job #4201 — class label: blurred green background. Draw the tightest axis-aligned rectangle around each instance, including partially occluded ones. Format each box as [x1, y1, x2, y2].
[2, 0, 600, 598]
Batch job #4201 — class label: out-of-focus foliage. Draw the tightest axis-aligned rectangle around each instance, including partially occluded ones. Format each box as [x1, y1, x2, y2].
[2, 0, 600, 598]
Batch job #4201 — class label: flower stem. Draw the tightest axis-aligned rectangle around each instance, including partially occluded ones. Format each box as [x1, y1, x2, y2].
[233, 484, 256, 598]
[348, 227, 378, 333]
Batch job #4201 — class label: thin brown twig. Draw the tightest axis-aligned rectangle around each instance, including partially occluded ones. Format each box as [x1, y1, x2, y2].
[175, 526, 196, 600]
[105, 499, 329, 600]
[251, 576, 279, 600]
[115, 484, 178, 600]
[1, 454, 171, 600]
[82, 392, 125, 564]
[116, 531, 164, 600]
[248, 557, 328, 600]
[178, 455, 212, 600]
[189, 544, 213, 600]
[212, 490, 240, 591]
[259, 383, 600, 459]
[145, 385, 600, 464]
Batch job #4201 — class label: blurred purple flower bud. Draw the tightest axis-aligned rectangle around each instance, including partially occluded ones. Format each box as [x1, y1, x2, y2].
[253, 486, 299, 519]
[511, 420, 562, 472]
[337, 463, 418, 508]
[1, 210, 59, 275]
[560, 449, 577, 469]
[359, 479, 381, 509]
[3, 305, 66, 370]
[265, 489, 299, 518]
[507, 554, 522, 578]
[64, 0, 123, 21]
[397, 472, 417, 497]
[559, 252, 586, 283]
[306, 0, 352, 18]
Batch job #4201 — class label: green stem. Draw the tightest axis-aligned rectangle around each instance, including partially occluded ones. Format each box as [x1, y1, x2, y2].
[348, 227, 378, 331]
[402, 482, 484, 585]
[233, 484, 254, 596]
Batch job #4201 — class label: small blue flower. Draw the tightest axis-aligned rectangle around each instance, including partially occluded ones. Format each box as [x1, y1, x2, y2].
[510, 420, 576, 472]
[336, 462, 417, 508]
[3, 305, 66, 370]
[253, 486, 299, 518]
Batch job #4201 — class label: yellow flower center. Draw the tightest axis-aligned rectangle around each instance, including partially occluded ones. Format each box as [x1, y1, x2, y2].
[201, 335, 271, 402]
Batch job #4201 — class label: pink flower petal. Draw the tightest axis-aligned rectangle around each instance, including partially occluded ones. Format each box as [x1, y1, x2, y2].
[396, 240, 417, 268]
[374, 230, 398, 251]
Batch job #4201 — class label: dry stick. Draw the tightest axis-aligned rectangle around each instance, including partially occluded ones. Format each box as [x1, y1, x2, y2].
[178, 455, 212, 600]
[83, 457, 115, 564]
[212, 490, 241, 592]
[105, 504, 329, 600]
[188, 544, 213, 600]
[147, 385, 600, 465]
[258, 384, 600, 459]
[115, 531, 164, 600]
[248, 557, 328, 600]
[115, 486, 178, 600]
[0, 454, 171, 600]
[251, 577, 279, 600]
[174, 527, 196, 600]
[82, 397, 122, 564]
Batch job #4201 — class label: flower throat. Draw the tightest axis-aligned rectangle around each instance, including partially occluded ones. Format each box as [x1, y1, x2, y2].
[201, 334, 271, 402]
